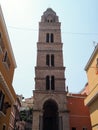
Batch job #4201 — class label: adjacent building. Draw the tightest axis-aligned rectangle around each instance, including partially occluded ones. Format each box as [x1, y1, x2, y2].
[85, 44, 98, 130]
[0, 6, 19, 129]
[67, 93, 91, 130]
[20, 96, 33, 111]
[15, 95, 33, 130]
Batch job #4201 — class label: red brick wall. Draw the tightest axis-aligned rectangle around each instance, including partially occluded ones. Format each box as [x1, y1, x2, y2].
[67, 94, 92, 130]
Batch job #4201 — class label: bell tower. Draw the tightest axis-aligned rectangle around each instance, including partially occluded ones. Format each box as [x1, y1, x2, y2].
[32, 8, 70, 130]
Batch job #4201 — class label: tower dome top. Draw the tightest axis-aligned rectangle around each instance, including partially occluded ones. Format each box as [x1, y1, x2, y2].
[41, 8, 59, 22]
[43, 8, 56, 16]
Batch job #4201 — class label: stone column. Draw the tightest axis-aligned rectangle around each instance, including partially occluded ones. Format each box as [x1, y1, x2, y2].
[59, 111, 70, 130]
[32, 111, 40, 130]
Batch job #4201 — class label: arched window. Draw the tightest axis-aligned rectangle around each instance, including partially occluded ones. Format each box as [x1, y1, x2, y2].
[51, 33, 54, 43]
[46, 33, 49, 42]
[46, 54, 54, 67]
[46, 76, 55, 90]
[46, 76, 50, 90]
[46, 33, 54, 43]
[51, 54, 54, 66]
[46, 54, 50, 66]
[51, 76, 55, 90]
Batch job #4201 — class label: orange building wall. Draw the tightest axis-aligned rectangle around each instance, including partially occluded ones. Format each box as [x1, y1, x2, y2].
[0, 6, 17, 130]
[67, 94, 92, 130]
[84, 45, 98, 130]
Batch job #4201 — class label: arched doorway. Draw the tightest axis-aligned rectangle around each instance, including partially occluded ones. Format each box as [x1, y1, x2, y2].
[43, 99, 59, 130]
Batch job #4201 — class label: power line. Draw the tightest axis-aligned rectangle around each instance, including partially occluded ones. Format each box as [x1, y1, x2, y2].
[8, 26, 38, 31]
[7, 26, 98, 35]
[62, 31, 98, 35]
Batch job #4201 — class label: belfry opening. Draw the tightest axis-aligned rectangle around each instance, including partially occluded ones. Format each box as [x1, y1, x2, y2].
[43, 99, 59, 130]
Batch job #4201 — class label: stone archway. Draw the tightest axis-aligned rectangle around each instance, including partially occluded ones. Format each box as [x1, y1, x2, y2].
[43, 99, 59, 130]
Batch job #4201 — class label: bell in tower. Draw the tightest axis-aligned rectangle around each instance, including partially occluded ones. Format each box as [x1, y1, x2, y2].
[32, 8, 70, 130]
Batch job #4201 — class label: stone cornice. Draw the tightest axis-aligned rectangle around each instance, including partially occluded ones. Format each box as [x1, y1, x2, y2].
[35, 66, 65, 70]
[85, 91, 98, 106]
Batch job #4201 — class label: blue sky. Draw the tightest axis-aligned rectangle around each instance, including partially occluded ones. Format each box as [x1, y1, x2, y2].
[0, 0, 98, 98]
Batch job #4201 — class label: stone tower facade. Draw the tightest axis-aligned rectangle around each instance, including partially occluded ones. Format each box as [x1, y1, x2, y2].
[32, 8, 70, 130]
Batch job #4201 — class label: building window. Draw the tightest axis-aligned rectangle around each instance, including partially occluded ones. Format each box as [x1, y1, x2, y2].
[46, 54, 50, 66]
[46, 33, 54, 43]
[72, 127, 76, 130]
[83, 128, 87, 130]
[46, 54, 54, 67]
[2, 124, 6, 130]
[46, 76, 50, 90]
[51, 54, 54, 66]
[51, 33, 54, 42]
[47, 18, 53, 23]
[51, 76, 55, 90]
[46, 76, 55, 90]
[3, 51, 11, 69]
[46, 33, 49, 42]
[0, 90, 5, 111]
[0, 32, 5, 53]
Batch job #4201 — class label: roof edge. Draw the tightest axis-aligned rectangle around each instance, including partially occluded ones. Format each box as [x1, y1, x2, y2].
[84, 44, 98, 71]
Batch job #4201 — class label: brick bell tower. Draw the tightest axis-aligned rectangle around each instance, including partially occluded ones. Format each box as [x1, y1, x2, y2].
[32, 8, 70, 130]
